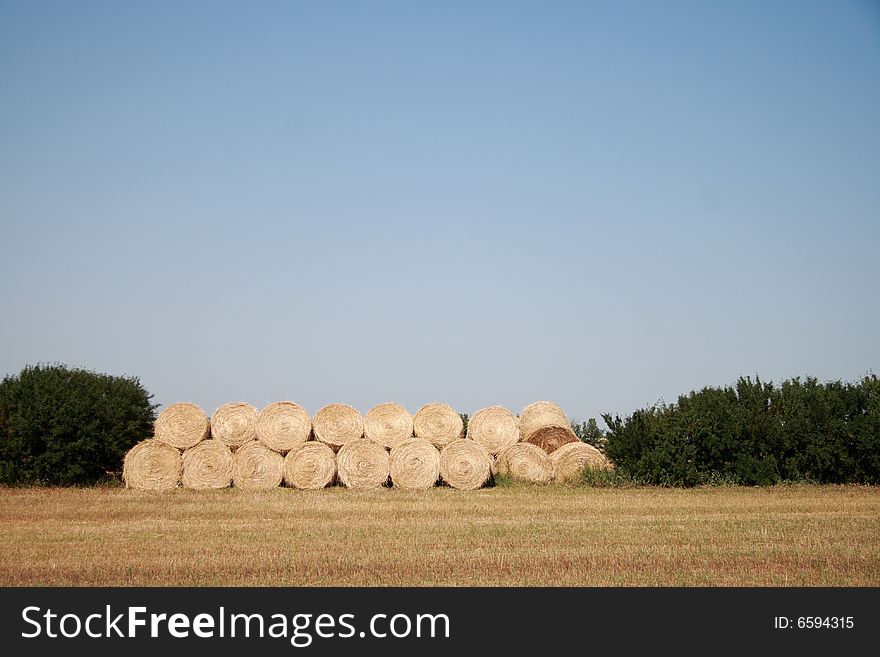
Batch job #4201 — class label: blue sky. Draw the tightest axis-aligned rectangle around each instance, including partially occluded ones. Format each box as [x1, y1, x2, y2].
[1, 1, 878, 422]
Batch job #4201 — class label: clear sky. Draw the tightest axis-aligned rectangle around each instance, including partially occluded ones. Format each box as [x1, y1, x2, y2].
[1, 1, 878, 423]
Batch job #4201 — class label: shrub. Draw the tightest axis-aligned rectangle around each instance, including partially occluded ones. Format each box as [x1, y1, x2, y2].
[602, 374, 880, 486]
[571, 418, 606, 449]
[0, 364, 157, 485]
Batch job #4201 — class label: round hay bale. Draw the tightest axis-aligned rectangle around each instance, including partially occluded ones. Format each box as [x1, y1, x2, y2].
[154, 402, 210, 450]
[413, 402, 464, 448]
[525, 424, 579, 454]
[123, 439, 181, 491]
[390, 438, 440, 490]
[519, 400, 569, 442]
[466, 406, 520, 455]
[336, 439, 390, 489]
[439, 439, 492, 490]
[551, 442, 611, 482]
[257, 401, 311, 453]
[313, 403, 363, 449]
[181, 440, 233, 490]
[232, 441, 284, 490]
[211, 402, 258, 450]
[493, 443, 553, 484]
[364, 402, 413, 448]
[283, 442, 336, 490]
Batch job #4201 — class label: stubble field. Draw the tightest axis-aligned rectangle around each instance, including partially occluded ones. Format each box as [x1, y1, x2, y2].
[1, 485, 877, 586]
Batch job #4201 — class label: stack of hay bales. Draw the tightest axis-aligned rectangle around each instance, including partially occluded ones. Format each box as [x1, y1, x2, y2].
[123, 400, 321, 491]
[487, 400, 611, 484]
[123, 399, 610, 490]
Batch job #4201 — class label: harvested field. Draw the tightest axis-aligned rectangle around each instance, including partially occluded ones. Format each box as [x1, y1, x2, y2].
[0, 485, 877, 586]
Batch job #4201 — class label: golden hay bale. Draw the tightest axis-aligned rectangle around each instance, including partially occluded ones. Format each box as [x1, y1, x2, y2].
[364, 402, 413, 449]
[123, 439, 181, 491]
[257, 401, 311, 453]
[525, 424, 579, 454]
[154, 402, 210, 449]
[283, 442, 336, 490]
[181, 440, 233, 490]
[389, 438, 440, 490]
[519, 400, 569, 442]
[493, 443, 554, 484]
[232, 441, 284, 490]
[551, 442, 612, 482]
[413, 402, 464, 448]
[466, 406, 520, 455]
[336, 439, 390, 489]
[211, 402, 258, 450]
[439, 439, 492, 490]
[313, 403, 364, 449]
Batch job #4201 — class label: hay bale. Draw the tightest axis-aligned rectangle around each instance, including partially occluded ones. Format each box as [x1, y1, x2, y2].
[413, 402, 464, 448]
[211, 402, 258, 450]
[389, 438, 440, 490]
[519, 400, 569, 442]
[181, 440, 233, 490]
[551, 442, 611, 482]
[313, 403, 364, 449]
[525, 424, 579, 454]
[336, 438, 390, 489]
[283, 442, 336, 490]
[493, 443, 553, 484]
[232, 441, 284, 490]
[466, 406, 520, 455]
[123, 439, 181, 491]
[154, 402, 210, 449]
[257, 401, 311, 453]
[364, 402, 413, 449]
[439, 439, 492, 490]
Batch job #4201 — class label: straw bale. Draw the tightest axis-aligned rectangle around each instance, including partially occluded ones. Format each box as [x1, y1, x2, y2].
[154, 402, 210, 449]
[123, 439, 181, 490]
[389, 438, 440, 490]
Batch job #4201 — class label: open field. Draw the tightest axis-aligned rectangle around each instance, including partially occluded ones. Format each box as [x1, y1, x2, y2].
[1, 485, 878, 586]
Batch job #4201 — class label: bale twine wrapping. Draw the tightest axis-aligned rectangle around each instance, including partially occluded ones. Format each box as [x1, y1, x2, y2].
[525, 424, 579, 454]
[493, 443, 553, 484]
[211, 402, 258, 450]
[519, 400, 569, 442]
[283, 442, 336, 490]
[313, 403, 364, 449]
[551, 442, 611, 482]
[390, 438, 440, 490]
[232, 441, 284, 490]
[364, 402, 413, 448]
[154, 402, 210, 450]
[123, 439, 181, 491]
[439, 439, 492, 490]
[467, 406, 520, 455]
[336, 439, 390, 489]
[181, 440, 233, 490]
[257, 401, 311, 452]
[413, 402, 464, 448]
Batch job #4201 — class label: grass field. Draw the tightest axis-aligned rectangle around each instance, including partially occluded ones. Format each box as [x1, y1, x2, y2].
[1, 484, 878, 586]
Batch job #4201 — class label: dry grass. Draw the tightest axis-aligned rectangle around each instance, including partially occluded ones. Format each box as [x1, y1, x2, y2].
[0, 485, 877, 586]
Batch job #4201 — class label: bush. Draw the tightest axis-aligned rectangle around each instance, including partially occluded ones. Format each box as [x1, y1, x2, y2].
[602, 374, 880, 486]
[0, 364, 157, 485]
[571, 418, 606, 448]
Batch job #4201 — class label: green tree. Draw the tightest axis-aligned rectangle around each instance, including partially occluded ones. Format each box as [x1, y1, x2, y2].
[602, 374, 880, 486]
[571, 418, 606, 449]
[0, 364, 157, 485]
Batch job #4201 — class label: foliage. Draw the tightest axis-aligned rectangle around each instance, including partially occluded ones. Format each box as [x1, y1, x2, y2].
[571, 417, 606, 448]
[0, 364, 157, 485]
[602, 375, 880, 486]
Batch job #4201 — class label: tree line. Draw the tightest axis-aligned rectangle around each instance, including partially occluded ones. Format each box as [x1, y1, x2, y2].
[0, 364, 877, 486]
